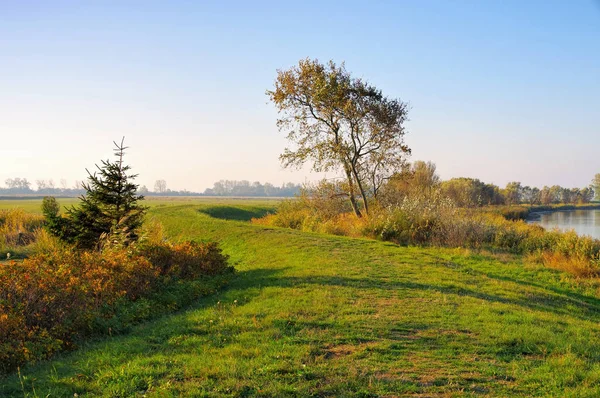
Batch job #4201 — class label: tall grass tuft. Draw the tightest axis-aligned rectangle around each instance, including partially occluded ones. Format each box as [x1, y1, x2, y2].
[0, 209, 45, 257]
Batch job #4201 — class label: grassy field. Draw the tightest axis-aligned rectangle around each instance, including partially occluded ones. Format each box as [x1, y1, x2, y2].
[3, 200, 600, 396]
[0, 196, 282, 215]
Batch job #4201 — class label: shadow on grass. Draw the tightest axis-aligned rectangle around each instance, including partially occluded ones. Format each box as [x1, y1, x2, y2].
[419, 251, 600, 317]
[198, 206, 274, 221]
[228, 268, 600, 323]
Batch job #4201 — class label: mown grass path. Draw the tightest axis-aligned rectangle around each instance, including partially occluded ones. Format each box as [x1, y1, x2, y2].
[3, 204, 600, 397]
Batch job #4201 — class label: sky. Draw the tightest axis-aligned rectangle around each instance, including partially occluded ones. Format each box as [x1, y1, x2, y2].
[1, 0, 599, 192]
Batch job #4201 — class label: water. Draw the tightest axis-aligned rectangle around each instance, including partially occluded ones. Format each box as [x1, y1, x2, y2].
[528, 209, 600, 239]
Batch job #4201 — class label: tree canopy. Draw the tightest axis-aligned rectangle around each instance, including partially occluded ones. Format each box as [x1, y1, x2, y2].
[268, 58, 410, 216]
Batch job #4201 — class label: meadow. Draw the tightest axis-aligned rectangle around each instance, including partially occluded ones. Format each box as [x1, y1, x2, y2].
[2, 198, 600, 396]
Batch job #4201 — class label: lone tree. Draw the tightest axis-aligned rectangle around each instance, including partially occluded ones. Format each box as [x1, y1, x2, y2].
[154, 179, 167, 193]
[46, 138, 147, 249]
[268, 58, 410, 216]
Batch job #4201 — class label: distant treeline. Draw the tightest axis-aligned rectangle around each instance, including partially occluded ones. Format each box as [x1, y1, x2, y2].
[377, 162, 598, 207]
[0, 178, 85, 196]
[438, 178, 595, 207]
[3, 174, 595, 203]
[0, 178, 302, 197]
[202, 180, 301, 197]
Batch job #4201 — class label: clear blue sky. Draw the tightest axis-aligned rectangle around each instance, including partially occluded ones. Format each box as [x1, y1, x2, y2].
[1, 0, 598, 191]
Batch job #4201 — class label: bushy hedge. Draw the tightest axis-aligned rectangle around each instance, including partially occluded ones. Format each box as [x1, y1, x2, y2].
[0, 239, 232, 374]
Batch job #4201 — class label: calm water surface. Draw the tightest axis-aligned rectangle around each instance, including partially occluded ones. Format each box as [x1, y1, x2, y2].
[528, 209, 600, 239]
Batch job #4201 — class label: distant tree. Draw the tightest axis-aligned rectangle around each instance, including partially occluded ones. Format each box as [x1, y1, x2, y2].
[264, 182, 276, 196]
[268, 58, 410, 217]
[548, 185, 563, 204]
[377, 161, 440, 205]
[540, 186, 552, 205]
[36, 179, 57, 193]
[593, 174, 600, 201]
[560, 188, 571, 204]
[568, 188, 581, 204]
[154, 179, 167, 193]
[138, 185, 149, 194]
[60, 179, 68, 191]
[529, 187, 541, 205]
[410, 161, 440, 196]
[581, 186, 594, 203]
[504, 182, 522, 205]
[49, 138, 147, 249]
[5, 178, 32, 192]
[439, 178, 504, 207]
[521, 186, 532, 204]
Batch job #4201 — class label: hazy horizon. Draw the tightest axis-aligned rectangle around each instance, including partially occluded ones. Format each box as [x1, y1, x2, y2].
[1, 1, 599, 192]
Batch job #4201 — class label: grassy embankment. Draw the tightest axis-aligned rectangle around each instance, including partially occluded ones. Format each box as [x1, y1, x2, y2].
[2, 200, 600, 396]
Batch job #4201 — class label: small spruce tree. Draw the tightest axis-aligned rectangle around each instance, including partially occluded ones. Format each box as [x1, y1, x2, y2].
[50, 138, 147, 249]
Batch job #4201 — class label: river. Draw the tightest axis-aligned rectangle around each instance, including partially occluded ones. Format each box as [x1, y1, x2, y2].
[527, 209, 600, 239]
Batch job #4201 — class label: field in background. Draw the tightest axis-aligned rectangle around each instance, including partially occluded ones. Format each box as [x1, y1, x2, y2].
[0, 196, 282, 215]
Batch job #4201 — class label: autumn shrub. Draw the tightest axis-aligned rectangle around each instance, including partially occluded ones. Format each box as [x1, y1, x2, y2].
[253, 199, 311, 230]
[0, 236, 232, 374]
[363, 194, 457, 245]
[138, 240, 231, 278]
[254, 181, 353, 234]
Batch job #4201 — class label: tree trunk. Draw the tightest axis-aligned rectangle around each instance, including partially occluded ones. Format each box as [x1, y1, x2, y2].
[343, 164, 362, 218]
[351, 164, 369, 216]
[356, 178, 370, 216]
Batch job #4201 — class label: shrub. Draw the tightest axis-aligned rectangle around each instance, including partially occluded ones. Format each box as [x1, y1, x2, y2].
[363, 194, 457, 245]
[253, 199, 311, 230]
[138, 240, 231, 278]
[0, 237, 232, 374]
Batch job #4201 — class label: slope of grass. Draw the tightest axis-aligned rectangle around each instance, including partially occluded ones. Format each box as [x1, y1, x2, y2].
[3, 203, 600, 396]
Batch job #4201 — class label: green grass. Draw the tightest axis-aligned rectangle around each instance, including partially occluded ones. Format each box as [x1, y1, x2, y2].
[3, 201, 600, 396]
